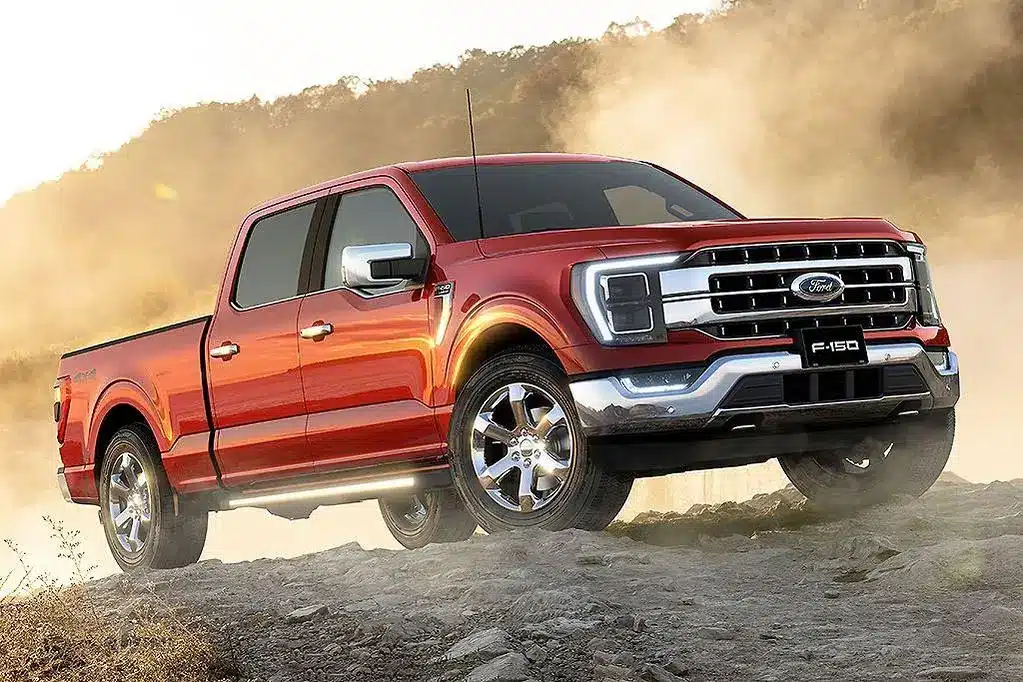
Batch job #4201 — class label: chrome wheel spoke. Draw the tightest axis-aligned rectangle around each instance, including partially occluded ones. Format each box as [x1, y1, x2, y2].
[473, 412, 514, 445]
[127, 515, 143, 550]
[112, 507, 133, 528]
[479, 455, 518, 489]
[507, 383, 531, 429]
[535, 452, 570, 481]
[534, 404, 566, 439]
[518, 467, 538, 512]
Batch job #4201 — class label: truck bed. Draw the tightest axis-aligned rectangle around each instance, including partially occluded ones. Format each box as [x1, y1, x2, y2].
[56, 315, 216, 503]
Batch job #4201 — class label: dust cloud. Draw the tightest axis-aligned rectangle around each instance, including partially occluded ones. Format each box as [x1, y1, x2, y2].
[3, 1, 1022, 577]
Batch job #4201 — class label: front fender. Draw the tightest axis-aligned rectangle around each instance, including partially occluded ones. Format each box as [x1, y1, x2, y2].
[435, 295, 571, 406]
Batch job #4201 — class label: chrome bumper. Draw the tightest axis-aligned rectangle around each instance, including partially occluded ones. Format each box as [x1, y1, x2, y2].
[568, 343, 959, 437]
[56, 467, 73, 503]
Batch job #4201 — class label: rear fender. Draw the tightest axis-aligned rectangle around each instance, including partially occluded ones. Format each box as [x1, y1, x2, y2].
[88, 379, 167, 463]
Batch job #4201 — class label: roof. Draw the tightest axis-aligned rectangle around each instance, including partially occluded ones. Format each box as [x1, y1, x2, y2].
[395, 152, 621, 172]
[250, 153, 626, 214]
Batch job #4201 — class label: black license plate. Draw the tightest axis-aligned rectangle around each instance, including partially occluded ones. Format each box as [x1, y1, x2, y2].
[798, 326, 868, 368]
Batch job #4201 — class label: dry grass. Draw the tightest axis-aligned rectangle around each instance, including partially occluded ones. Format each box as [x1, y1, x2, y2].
[0, 519, 237, 682]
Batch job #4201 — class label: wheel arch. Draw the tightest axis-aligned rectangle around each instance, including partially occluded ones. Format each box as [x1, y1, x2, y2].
[89, 381, 165, 486]
[439, 296, 571, 405]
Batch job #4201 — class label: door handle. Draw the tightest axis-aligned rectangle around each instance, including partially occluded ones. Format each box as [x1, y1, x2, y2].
[210, 342, 239, 359]
[299, 323, 334, 339]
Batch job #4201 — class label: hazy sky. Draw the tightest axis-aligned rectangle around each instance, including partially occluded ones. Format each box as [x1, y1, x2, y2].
[0, 1, 718, 203]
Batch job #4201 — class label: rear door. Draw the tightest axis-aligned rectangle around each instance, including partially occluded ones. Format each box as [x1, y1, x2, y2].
[206, 197, 324, 487]
[297, 178, 443, 472]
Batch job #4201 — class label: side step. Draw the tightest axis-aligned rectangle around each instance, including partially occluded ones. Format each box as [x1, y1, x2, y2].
[214, 462, 453, 517]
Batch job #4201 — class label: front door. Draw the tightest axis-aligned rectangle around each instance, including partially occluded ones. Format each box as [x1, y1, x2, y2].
[298, 179, 443, 472]
[206, 199, 321, 487]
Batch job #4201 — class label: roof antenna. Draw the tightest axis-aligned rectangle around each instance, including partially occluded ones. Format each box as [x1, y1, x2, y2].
[466, 88, 485, 240]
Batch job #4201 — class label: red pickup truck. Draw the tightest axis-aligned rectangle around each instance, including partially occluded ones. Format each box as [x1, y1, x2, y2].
[54, 153, 959, 571]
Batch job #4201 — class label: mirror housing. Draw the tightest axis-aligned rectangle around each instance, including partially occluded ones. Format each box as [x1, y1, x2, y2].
[341, 243, 426, 288]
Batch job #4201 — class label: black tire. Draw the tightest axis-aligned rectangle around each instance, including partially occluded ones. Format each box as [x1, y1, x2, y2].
[98, 423, 208, 572]
[779, 408, 955, 510]
[449, 348, 633, 533]
[378, 489, 478, 549]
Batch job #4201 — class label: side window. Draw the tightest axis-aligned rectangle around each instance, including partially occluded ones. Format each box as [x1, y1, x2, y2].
[233, 202, 316, 308]
[604, 185, 685, 226]
[323, 186, 428, 290]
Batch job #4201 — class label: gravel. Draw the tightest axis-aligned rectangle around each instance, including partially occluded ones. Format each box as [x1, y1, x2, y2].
[83, 474, 1023, 681]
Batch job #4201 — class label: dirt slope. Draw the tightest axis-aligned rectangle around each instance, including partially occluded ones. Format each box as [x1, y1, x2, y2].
[85, 476, 1023, 681]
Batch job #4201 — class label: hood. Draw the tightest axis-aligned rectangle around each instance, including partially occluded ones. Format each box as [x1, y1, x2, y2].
[477, 218, 916, 260]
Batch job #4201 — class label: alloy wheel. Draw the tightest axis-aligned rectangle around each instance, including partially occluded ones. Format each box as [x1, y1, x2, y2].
[383, 494, 430, 533]
[470, 382, 574, 513]
[107, 451, 153, 554]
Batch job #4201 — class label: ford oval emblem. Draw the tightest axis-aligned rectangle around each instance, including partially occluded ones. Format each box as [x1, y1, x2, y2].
[790, 272, 845, 303]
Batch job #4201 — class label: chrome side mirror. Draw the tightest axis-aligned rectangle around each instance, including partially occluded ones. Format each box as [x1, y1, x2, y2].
[341, 242, 424, 288]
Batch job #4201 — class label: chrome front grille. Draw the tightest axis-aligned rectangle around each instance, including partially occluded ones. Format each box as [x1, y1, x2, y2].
[710, 264, 908, 314]
[659, 240, 917, 339]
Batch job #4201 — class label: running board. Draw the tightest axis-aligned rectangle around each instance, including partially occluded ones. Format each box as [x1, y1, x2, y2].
[215, 463, 453, 514]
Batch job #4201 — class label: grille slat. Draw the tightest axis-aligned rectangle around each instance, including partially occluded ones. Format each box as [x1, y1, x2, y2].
[698, 312, 913, 340]
[686, 239, 907, 268]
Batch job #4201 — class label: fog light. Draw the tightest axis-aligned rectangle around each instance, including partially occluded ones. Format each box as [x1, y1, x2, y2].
[621, 367, 703, 395]
[926, 350, 950, 372]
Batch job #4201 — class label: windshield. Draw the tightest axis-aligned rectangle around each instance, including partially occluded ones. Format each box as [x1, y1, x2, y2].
[409, 161, 740, 241]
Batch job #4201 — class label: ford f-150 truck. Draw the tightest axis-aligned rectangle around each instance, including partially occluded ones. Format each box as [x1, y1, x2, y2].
[54, 153, 959, 571]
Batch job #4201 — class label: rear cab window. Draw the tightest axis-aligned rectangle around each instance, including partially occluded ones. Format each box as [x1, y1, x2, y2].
[233, 202, 317, 309]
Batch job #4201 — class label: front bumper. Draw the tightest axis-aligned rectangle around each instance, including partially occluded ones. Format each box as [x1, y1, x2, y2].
[568, 343, 959, 438]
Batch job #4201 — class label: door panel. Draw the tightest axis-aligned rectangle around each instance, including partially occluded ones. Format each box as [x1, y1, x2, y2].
[298, 179, 442, 468]
[206, 198, 322, 486]
[214, 415, 308, 486]
[207, 301, 307, 486]
[301, 289, 431, 411]
[298, 273, 442, 465]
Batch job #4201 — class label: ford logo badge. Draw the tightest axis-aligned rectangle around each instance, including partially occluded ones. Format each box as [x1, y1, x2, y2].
[791, 272, 845, 303]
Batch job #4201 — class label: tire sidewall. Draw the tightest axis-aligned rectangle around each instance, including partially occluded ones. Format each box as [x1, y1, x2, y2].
[99, 426, 167, 572]
[780, 408, 955, 509]
[379, 492, 439, 549]
[448, 350, 597, 532]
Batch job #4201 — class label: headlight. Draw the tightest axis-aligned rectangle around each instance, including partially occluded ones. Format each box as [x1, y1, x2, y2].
[571, 254, 681, 345]
[907, 243, 941, 326]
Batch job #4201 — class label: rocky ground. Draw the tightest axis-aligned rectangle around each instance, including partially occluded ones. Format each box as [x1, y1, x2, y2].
[85, 474, 1023, 681]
